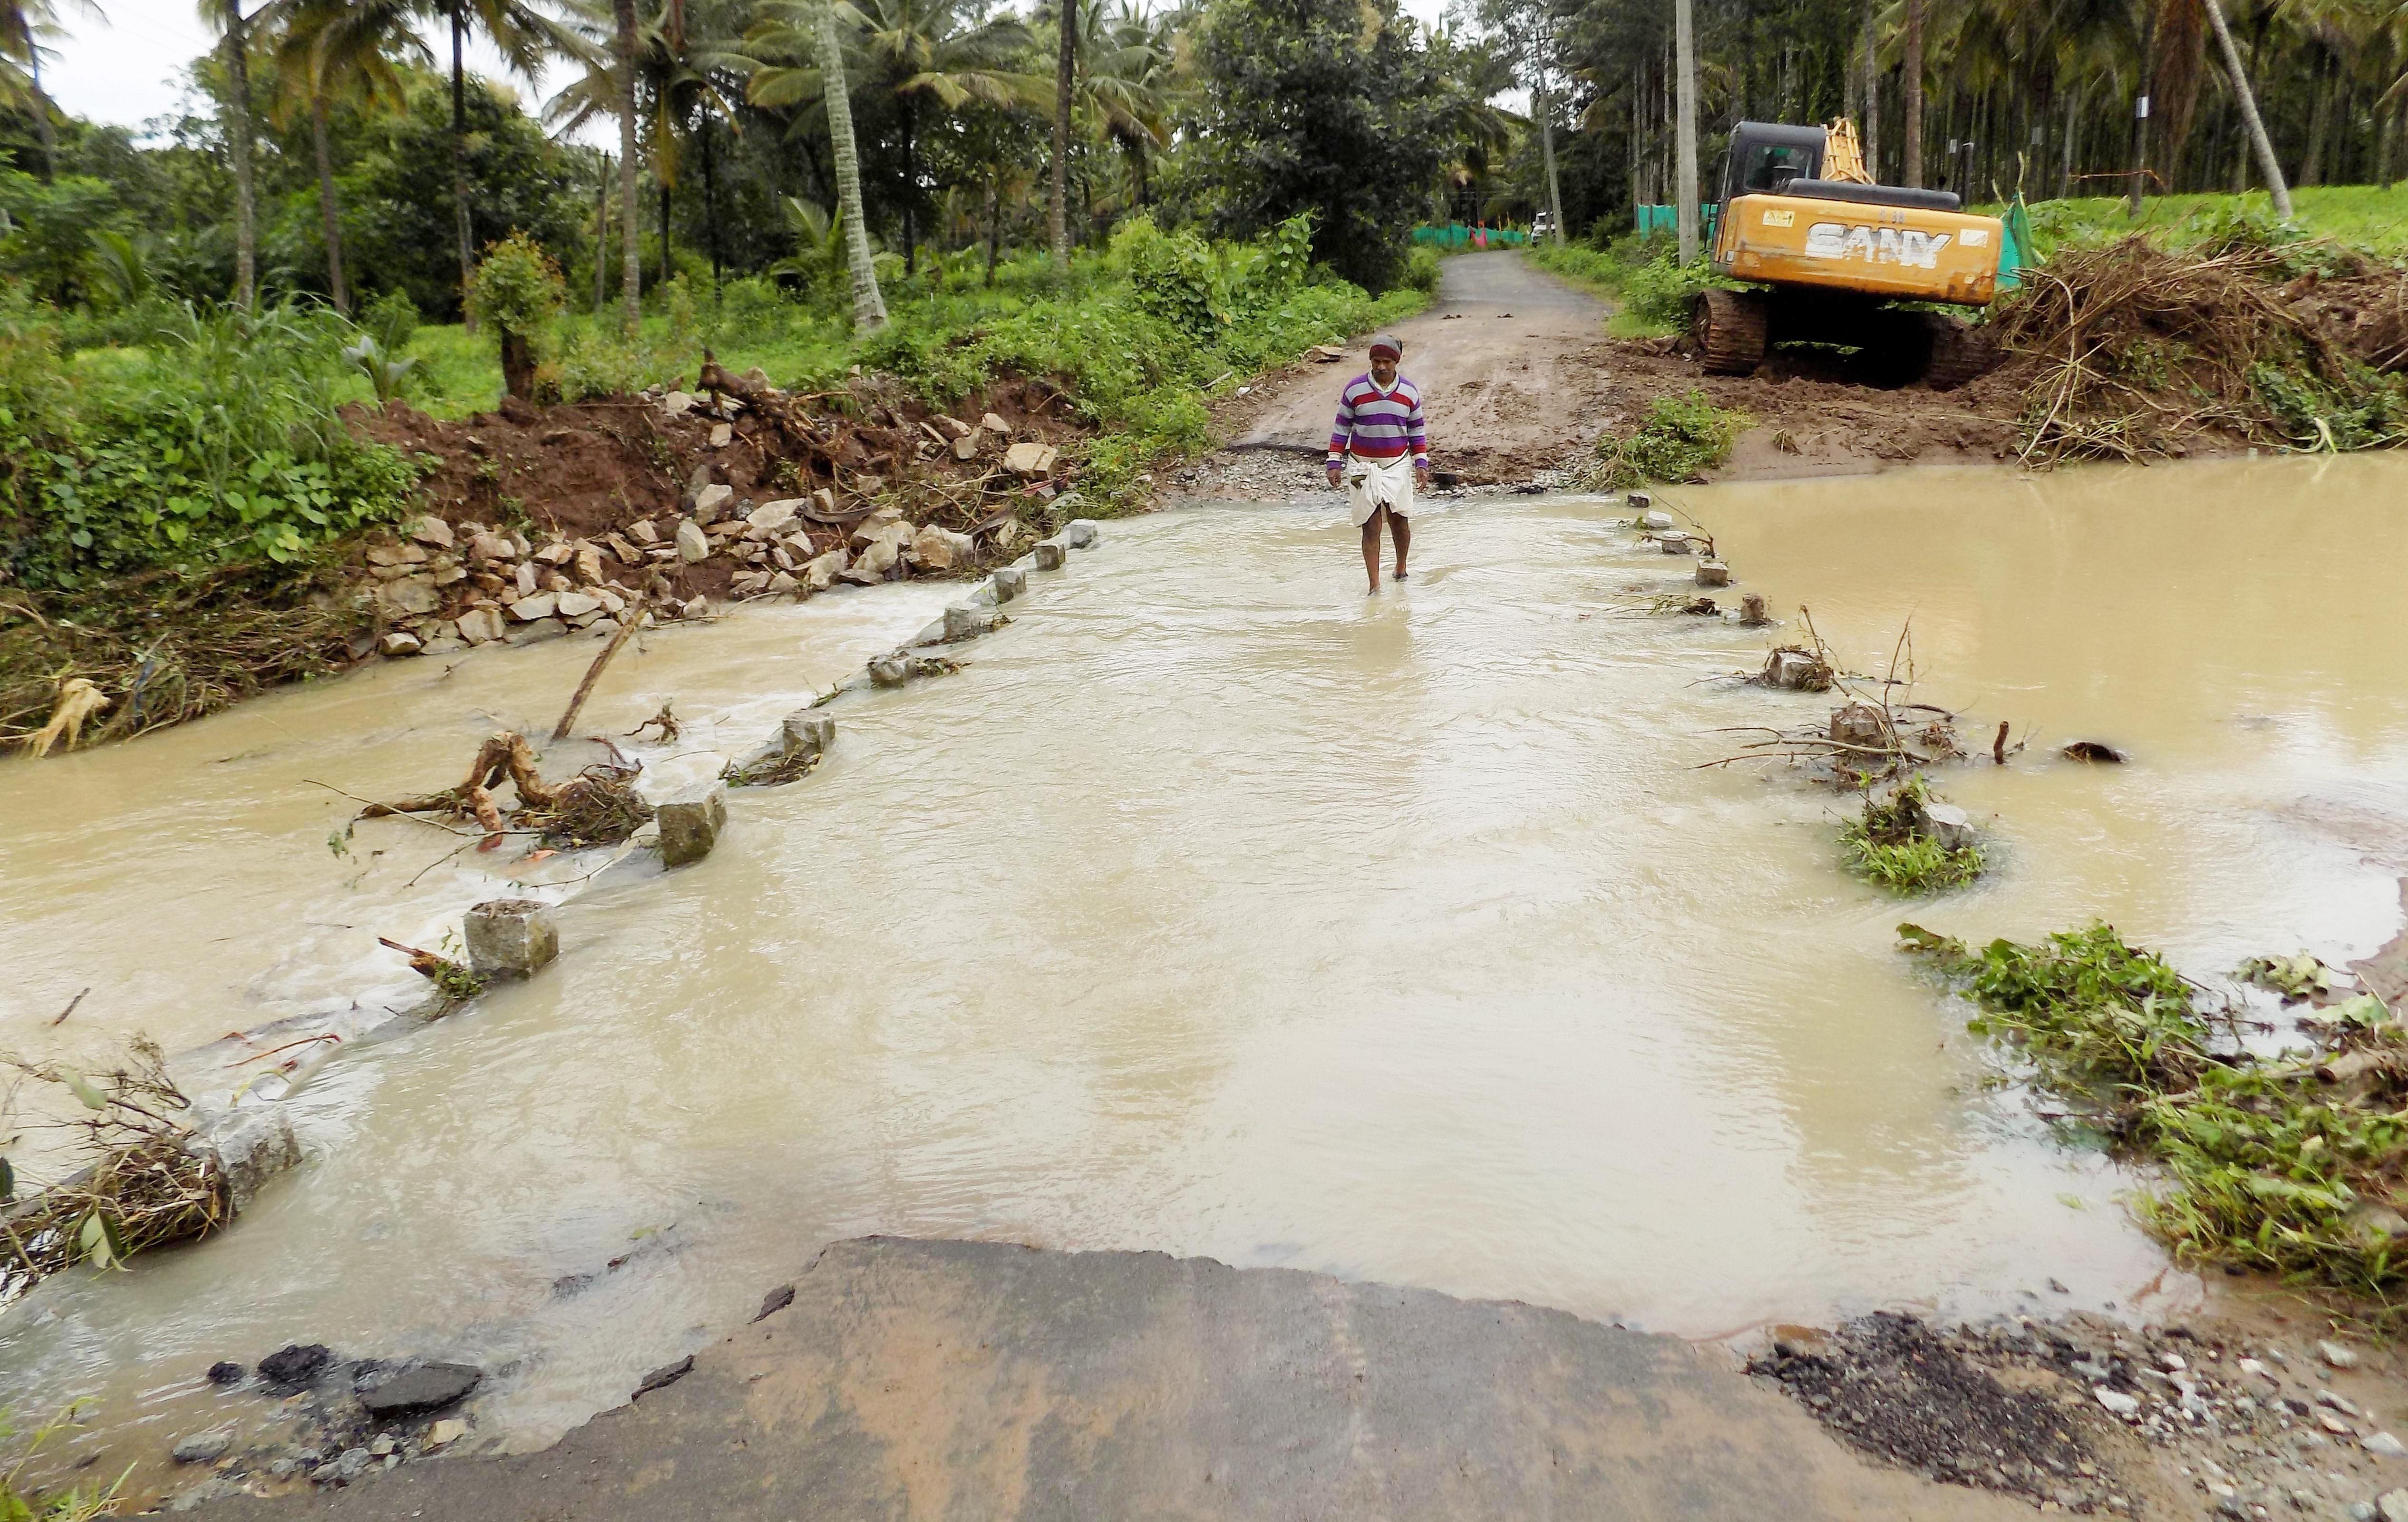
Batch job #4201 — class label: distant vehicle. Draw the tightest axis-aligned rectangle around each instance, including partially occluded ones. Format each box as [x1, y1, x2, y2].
[1693, 117, 2004, 390]
[1531, 210, 1556, 240]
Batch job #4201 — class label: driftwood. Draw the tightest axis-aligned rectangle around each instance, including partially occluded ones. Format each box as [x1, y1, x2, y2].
[552, 589, 650, 742]
[359, 732, 654, 848]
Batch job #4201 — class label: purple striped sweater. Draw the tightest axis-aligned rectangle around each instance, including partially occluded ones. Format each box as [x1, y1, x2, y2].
[1328, 373, 1429, 465]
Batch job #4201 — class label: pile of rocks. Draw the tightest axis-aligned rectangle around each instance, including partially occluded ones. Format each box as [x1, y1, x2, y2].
[367, 513, 660, 658]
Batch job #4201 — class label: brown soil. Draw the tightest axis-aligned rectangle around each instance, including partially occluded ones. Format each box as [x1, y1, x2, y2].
[347, 374, 1088, 612]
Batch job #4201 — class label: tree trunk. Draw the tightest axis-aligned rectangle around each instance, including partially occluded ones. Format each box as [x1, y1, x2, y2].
[29, 50, 57, 181]
[2128, 0, 2157, 215]
[451, 5, 477, 328]
[1674, 0, 1699, 260]
[902, 94, 918, 275]
[1859, 0, 1879, 177]
[223, 3, 258, 312]
[2301, 49, 2331, 187]
[702, 110, 720, 289]
[1049, 0, 1075, 270]
[500, 329, 536, 400]
[2060, 83, 2081, 198]
[984, 173, 1000, 286]
[593, 155, 609, 312]
[1902, 0, 1923, 186]
[612, 0, 643, 331]
[2202, 0, 2291, 216]
[659, 176, 672, 285]
[311, 93, 350, 315]
[818, 0, 886, 330]
[1539, 88, 1565, 243]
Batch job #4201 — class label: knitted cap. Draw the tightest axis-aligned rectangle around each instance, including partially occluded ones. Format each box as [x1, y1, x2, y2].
[1368, 334, 1403, 359]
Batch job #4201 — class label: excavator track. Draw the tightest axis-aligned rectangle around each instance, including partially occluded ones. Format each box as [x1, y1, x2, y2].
[1691, 289, 1769, 376]
[1920, 312, 2002, 391]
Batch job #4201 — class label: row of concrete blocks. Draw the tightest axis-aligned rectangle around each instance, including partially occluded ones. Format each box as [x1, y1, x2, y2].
[453, 526, 1110, 982]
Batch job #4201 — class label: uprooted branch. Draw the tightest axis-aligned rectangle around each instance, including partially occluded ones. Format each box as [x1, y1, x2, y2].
[1, 1038, 225, 1305]
[358, 731, 655, 848]
[1710, 610, 2011, 783]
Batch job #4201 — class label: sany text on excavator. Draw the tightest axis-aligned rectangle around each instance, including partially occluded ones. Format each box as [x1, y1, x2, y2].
[1694, 119, 2004, 390]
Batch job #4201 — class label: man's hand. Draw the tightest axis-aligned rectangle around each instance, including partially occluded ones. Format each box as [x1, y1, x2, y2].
[1326, 463, 1343, 489]
[1414, 462, 1432, 488]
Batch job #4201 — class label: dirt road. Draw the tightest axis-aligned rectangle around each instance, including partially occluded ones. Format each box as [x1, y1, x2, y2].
[1179, 249, 2029, 498]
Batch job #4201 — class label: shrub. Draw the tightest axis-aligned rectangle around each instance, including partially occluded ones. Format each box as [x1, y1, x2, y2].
[1402, 246, 1441, 293]
[1619, 252, 1736, 329]
[1581, 389, 1750, 489]
[360, 287, 420, 357]
[466, 232, 566, 398]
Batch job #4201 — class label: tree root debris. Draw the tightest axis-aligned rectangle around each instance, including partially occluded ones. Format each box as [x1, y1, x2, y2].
[359, 731, 653, 849]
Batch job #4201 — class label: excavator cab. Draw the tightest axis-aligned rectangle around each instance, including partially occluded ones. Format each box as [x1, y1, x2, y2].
[1693, 120, 2005, 389]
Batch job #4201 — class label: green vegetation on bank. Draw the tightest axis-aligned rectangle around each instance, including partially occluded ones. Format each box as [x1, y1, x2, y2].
[1903, 921, 2408, 1300]
[1580, 388, 1750, 489]
[2, 1406, 123, 1521]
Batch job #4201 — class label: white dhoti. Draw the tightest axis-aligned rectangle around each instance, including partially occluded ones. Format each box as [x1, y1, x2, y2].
[1341, 452, 1416, 527]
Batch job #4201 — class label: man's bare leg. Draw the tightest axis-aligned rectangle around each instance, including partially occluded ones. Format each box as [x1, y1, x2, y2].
[1360, 507, 1384, 593]
[1389, 512, 1411, 580]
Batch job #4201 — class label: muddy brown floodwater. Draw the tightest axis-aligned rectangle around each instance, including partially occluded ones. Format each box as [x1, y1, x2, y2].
[1, 452, 2404, 1489]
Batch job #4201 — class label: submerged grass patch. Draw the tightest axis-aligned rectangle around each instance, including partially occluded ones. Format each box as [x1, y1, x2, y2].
[1581, 388, 1750, 490]
[1902, 920, 2408, 1301]
[1841, 778, 1984, 894]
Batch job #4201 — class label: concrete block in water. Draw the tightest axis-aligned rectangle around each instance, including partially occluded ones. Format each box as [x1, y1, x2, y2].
[779, 711, 835, 762]
[1639, 509, 1676, 531]
[991, 566, 1027, 603]
[1032, 539, 1068, 571]
[945, 602, 999, 642]
[869, 653, 912, 687]
[1921, 801, 1978, 854]
[465, 898, 558, 977]
[1658, 532, 1693, 555]
[1739, 592, 1770, 624]
[657, 785, 728, 868]
[184, 1107, 302, 1213]
[1063, 519, 1099, 549]
[1696, 561, 1731, 587]
[1626, 491, 1652, 511]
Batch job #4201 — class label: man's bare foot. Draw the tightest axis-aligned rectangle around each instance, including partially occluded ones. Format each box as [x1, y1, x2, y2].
[1394, 566, 1409, 580]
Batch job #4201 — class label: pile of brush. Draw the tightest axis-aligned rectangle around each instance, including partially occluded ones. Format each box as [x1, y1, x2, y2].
[1994, 235, 2408, 462]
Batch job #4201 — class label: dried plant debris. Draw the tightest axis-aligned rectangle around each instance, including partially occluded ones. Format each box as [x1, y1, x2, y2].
[1749, 1314, 2105, 1509]
[360, 731, 654, 849]
[1, 1039, 226, 1305]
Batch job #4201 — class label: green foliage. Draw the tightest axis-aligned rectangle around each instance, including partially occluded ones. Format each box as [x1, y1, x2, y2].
[0, 296, 421, 586]
[466, 232, 567, 340]
[1581, 389, 1748, 489]
[2235, 953, 2341, 1002]
[1842, 780, 1984, 894]
[0, 172, 124, 306]
[2248, 357, 2407, 452]
[2, 1405, 126, 1522]
[359, 288, 420, 357]
[1401, 246, 1441, 294]
[1182, 0, 1457, 292]
[1114, 214, 1225, 333]
[1618, 251, 1737, 329]
[1902, 920, 2408, 1296]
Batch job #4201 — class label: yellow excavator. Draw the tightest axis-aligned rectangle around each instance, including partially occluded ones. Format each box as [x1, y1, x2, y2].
[1693, 118, 2004, 390]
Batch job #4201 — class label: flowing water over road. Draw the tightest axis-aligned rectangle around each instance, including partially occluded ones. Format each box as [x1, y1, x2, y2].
[3, 452, 2405, 1469]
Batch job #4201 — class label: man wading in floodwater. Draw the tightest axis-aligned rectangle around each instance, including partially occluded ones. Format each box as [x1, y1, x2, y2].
[1326, 334, 1430, 594]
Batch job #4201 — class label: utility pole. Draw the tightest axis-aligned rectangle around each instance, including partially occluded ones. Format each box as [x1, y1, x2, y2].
[2127, 3, 2157, 216]
[2203, 0, 2293, 218]
[1675, 0, 1699, 262]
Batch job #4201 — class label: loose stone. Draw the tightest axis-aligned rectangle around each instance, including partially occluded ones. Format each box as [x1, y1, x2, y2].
[2368, 1433, 2407, 1457]
[171, 1428, 235, 1464]
[990, 566, 1027, 602]
[464, 899, 559, 978]
[1696, 560, 1731, 587]
[380, 631, 424, 657]
[676, 519, 710, 564]
[1062, 518, 1099, 549]
[359, 1362, 482, 1417]
[1639, 509, 1676, 531]
[656, 784, 728, 868]
[2324, 1341, 2362, 1370]
[2096, 1387, 2141, 1416]
[1032, 540, 1067, 571]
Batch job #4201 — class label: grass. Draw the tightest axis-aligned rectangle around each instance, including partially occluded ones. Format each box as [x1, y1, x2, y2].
[1840, 777, 1986, 894]
[3, 1406, 126, 1520]
[1579, 388, 1751, 489]
[1983, 183, 2408, 261]
[1902, 920, 2408, 1301]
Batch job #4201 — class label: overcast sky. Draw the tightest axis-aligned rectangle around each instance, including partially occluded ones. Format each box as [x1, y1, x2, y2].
[42, 0, 1471, 142]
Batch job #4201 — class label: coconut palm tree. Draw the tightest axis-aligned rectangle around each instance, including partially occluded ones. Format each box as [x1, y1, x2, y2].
[274, 0, 427, 313]
[749, 0, 1042, 273]
[431, 0, 590, 321]
[0, 0, 101, 180]
[198, 0, 266, 310]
